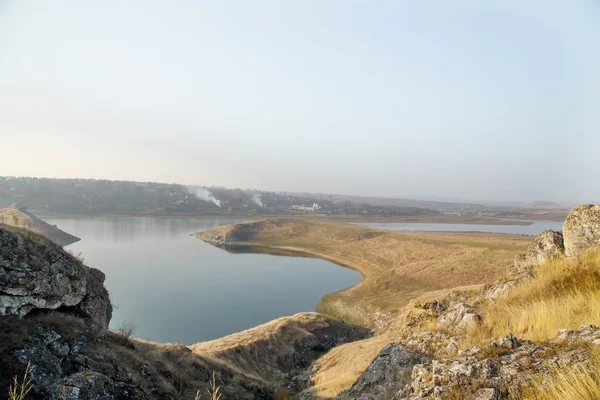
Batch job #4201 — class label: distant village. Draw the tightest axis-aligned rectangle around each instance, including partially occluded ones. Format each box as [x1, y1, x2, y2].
[0, 177, 440, 218]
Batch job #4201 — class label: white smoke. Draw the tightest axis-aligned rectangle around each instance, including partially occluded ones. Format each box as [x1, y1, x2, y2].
[187, 186, 221, 207]
[250, 192, 264, 207]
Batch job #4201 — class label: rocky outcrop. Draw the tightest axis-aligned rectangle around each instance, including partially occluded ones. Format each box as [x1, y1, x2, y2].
[484, 229, 565, 300]
[337, 343, 429, 400]
[520, 229, 564, 267]
[336, 204, 600, 400]
[563, 204, 600, 257]
[0, 227, 111, 332]
[338, 328, 599, 400]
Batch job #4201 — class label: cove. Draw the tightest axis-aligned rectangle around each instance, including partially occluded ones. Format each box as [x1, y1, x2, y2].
[43, 216, 361, 345]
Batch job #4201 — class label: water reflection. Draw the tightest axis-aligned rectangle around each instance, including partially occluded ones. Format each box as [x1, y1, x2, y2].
[44, 217, 360, 344]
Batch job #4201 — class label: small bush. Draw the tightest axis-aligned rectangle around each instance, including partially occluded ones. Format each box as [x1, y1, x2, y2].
[118, 320, 136, 340]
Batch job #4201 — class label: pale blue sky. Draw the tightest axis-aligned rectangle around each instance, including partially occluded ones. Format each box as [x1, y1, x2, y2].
[0, 1, 598, 203]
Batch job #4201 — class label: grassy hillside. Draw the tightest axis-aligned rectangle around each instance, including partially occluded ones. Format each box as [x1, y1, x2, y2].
[469, 245, 600, 343]
[196, 218, 532, 395]
[0, 205, 79, 246]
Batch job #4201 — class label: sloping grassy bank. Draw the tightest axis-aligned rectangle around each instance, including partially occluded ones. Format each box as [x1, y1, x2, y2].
[196, 218, 531, 396]
[196, 218, 530, 328]
[469, 246, 600, 343]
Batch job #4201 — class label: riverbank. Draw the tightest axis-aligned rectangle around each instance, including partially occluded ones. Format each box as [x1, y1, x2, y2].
[195, 218, 533, 396]
[31, 210, 547, 225]
[195, 218, 530, 328]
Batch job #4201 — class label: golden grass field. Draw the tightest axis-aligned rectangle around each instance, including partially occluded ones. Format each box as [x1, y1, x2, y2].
[468, 246, 600, 400]
[196, 218, 532, 396]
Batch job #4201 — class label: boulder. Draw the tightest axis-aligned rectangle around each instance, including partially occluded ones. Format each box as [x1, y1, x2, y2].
[76, 267, 112, 333]
[514, 230, 564, 272]
[336, 343, 428, 399]
[563, 204, 600, 257]
[473, 388, 500, 400]
[436, 301, 480, 332]
[0, 227, 111, 332]
[484, 230, 564, 300]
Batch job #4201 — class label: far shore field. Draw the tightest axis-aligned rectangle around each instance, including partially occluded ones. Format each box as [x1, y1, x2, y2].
[30, 210, 557, 225]
[196, 218, 532, 326]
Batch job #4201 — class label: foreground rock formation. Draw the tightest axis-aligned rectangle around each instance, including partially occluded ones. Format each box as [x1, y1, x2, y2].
[0, 225, 111, 331]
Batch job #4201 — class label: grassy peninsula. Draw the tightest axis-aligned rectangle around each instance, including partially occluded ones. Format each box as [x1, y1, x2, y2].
[195, 218, 530, 327]
[195, 218, 532, 395]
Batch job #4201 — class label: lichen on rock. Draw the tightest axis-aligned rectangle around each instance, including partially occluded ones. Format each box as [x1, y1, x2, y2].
[563, 204, 600, 257]
[0, 226, 111, 332]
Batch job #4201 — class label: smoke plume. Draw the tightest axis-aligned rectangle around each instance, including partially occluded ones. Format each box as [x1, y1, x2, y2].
[187, 186, 221, 207]
[250, 192, 264, 207]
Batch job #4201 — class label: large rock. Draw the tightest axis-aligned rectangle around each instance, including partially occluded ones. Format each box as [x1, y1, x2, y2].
[515, 229, 564, 271]
[0, 227, 111, 332]
[484, 230, 564, 300]
[436, 301, 480, 332]
[336, 343, 428, 399]
[563, 204, 600, 257]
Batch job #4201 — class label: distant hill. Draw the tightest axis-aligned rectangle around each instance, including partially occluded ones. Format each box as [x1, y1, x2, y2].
[526, 200, 564, 209]
[0, 205, 80, 246]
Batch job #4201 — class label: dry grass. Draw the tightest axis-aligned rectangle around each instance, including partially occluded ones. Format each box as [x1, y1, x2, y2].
[468, 246, 600, 344]
[189, 312, 367, 383]
[305, 334, 394, 398]
[107, 334, 267, 400]
[196, 218, 531, 397]
[518, 347, 600, 400]
[198, 218, 530, 330]
[0, 206, 80, 246]
[197, 373, 222, 400]
[7, 362, 32, 400]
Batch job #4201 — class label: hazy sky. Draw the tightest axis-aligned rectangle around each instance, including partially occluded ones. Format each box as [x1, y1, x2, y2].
[1, 1, 598, 203]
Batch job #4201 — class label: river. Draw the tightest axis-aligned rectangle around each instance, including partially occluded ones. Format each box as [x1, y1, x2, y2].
[44, 216, 361, 345]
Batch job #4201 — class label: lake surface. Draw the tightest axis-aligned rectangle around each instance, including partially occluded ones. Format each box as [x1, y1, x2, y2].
[354, 220, 564, 235]
[44, 217, 361, 345]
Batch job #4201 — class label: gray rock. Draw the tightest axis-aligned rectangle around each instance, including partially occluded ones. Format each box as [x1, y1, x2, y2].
[512, 230, 564, 273]
[473, 388, 500, 400]
[337, 343, 428, 399]
[563, 204, 600, 257]
[0, 228, 111, 332]
[436, 301, 480, 331]
[524, 230, 565, 266]
[76, 267, 112, 333]
[484, 230, 564, 300]
[0, 229, 87, 316]
[493, 334, 518, 349]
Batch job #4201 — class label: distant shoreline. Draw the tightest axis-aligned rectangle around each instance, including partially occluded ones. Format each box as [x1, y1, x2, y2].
[33, 211, 546, 226]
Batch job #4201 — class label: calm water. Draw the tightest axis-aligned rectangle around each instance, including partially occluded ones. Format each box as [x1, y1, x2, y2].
[44, 217, 360, 345]
[354, 220, 564, 235]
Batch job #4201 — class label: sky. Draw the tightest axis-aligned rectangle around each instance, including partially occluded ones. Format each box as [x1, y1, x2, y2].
[0, 1, 598, 204]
